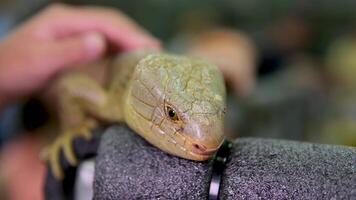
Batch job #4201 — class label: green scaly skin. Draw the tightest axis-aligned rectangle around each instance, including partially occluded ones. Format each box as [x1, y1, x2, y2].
[42, 51, 226, 179]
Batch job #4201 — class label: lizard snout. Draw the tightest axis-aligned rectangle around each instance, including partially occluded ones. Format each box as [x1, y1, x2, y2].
[191, 143, 220, 156]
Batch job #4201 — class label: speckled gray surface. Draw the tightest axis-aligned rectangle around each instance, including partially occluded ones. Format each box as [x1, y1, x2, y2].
[221, 138, 356, 200]
[94, 125, 356, 200]
[93, 125, 213, 200]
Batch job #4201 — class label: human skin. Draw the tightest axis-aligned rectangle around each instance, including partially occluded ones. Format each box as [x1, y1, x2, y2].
[0, 3, 161, 111]
[0, 3, 161, 199]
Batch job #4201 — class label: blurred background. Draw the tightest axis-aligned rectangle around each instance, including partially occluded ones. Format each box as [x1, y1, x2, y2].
[0, 0, 355, 199]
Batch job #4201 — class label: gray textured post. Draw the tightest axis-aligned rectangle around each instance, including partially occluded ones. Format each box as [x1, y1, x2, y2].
[94, 125, 355, 200]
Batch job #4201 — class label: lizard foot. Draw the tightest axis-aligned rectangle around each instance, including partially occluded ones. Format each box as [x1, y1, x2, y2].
[41, 120, 97, 180]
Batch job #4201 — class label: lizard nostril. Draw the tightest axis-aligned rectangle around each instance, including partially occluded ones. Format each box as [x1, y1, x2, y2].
[193, 143, 206, 152]
[191, 143, 218, 156]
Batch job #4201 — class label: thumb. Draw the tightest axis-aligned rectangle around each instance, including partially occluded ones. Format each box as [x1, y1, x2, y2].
[46, 32, 106, 70]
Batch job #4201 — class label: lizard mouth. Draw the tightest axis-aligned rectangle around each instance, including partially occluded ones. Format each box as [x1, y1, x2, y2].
[187, 148, 217, 160]
[168, 132, 223, 161]
[187, 140, 223, 160]
[148, 121, 223, 161]
[191, 143, 220, 155]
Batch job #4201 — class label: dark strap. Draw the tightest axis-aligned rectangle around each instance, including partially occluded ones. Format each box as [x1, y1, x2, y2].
[208, 140, 233, 200]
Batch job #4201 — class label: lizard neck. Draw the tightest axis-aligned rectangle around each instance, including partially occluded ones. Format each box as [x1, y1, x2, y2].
[107, 52, 149, 122]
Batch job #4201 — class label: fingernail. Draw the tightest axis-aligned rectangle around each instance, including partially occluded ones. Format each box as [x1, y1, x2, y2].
[84, 32, 106, 57]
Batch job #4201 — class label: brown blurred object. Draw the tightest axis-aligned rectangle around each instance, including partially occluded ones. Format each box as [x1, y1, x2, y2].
[0, 0, 10, 5]
[326, 34, 356, 91]
[177, 9, 220, 35]
[0, 134, 46, 200]
[278, 54, 325, 91]
[318, 34, 356, 146]
[268, 16, 311, 52]
[187, 29, 257, 97]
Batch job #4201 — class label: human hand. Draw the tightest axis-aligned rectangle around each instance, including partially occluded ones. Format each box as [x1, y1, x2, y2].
[0, 4, 161, 108]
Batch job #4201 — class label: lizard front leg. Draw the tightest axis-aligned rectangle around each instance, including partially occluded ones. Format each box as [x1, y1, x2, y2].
[42, 119, 97, 179]
[42, 73, 118, 179]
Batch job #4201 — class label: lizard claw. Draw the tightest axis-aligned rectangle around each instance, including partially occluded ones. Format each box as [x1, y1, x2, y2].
[41, 120, 97, 180]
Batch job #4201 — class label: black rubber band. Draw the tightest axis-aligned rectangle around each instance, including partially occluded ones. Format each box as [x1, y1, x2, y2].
[208, 140, 232, 200]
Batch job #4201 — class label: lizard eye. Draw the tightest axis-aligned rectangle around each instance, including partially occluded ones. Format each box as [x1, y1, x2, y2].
[166, 105, 179, 121]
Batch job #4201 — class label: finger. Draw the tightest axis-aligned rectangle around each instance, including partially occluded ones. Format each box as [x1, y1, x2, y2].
[44, 32, 106, 70]
[40, 4, 161, 51]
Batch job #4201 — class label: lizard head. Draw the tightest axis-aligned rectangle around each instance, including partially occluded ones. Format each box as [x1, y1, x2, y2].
[124, 53, 226, 161]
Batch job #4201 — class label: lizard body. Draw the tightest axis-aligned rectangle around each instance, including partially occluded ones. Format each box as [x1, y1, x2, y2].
[44, 51, 226, 179]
